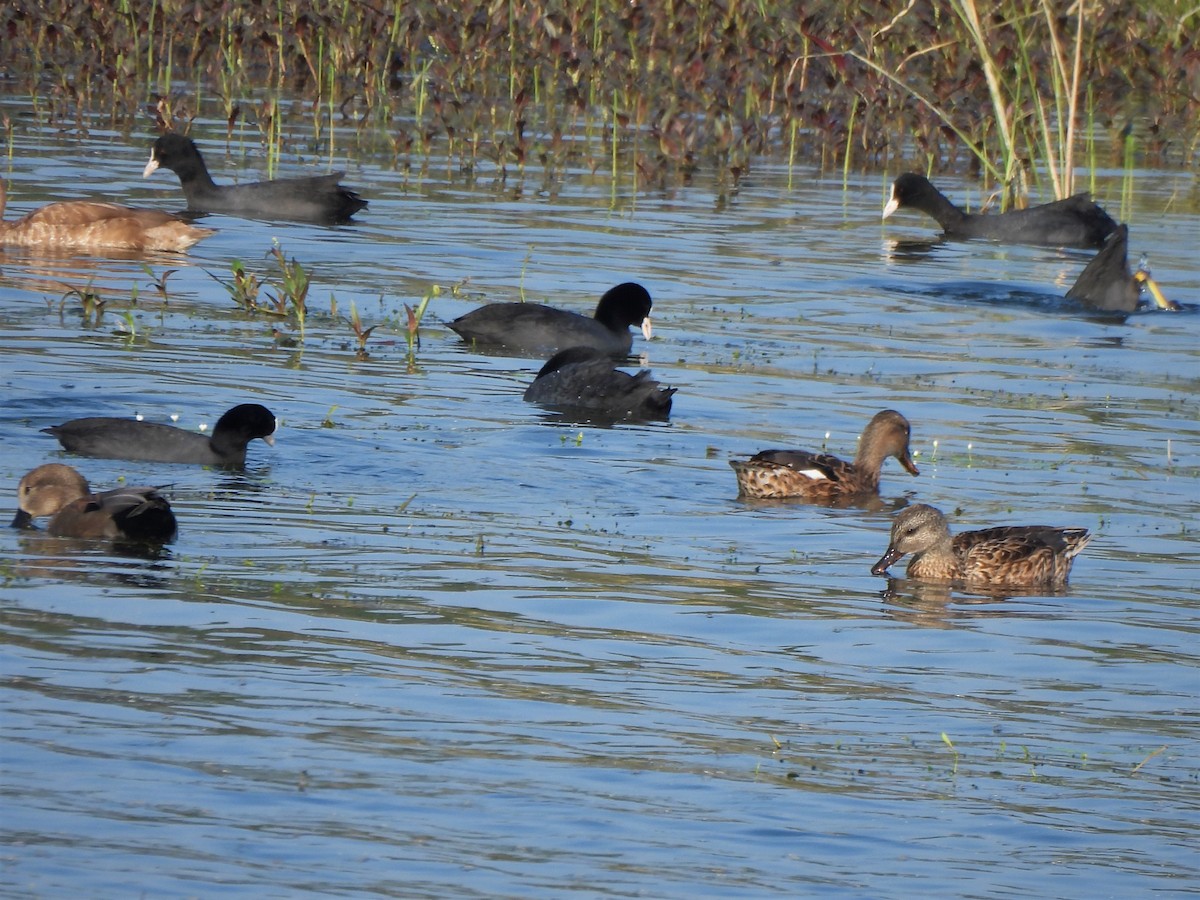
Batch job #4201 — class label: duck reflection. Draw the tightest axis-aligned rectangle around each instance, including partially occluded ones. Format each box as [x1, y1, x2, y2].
[878, 575, 1071, 628]
[14, 529, 175, 587]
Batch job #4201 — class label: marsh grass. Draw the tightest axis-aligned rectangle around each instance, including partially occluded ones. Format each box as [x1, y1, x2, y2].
[0, 2, 1192, 188]
[947, 0, 1090, 202]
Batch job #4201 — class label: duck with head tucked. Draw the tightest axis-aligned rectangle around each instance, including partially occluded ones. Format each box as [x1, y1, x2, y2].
[871, 503, 1092, 588]
[0, 179, 214, 252]
[12, 463, 176, 543]
[524, 346, 676, 421]
[730, 410, 919, 502]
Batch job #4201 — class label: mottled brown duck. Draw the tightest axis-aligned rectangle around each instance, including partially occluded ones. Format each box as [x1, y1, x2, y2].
[871, 503, 1092, 587]
[730, 410, 919, 502]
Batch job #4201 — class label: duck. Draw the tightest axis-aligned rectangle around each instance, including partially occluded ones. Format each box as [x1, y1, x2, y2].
[730, 410, 919, 502]
[142, 133, 367, 223]
[43, 403, 277, 468]
[871, 503, 1091, 587]
[1066, 224, 1178, 313]
[0, 179, 214, 252]
[523, 346, 676, 420]
[11, 463, 176, 543]
[448, 282, 653, 358]
[882, 173, 1117, 248]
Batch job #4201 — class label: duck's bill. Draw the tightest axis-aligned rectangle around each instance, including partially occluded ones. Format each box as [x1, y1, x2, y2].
[1135, 272, 1180, 311]
[142, 154, 160, 179]
[263, 433, 276, 447]
[871, 546, 903, 576]
[899, 451, 920, 477]
[641, 317, 653, 341]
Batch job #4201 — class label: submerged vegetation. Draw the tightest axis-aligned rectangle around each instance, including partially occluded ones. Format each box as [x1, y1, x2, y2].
[1, 1, 1195, 197]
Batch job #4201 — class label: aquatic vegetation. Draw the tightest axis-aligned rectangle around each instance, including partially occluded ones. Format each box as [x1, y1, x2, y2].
[872, 0, 1097, 203]
[115, 309, 139, 342]
[0, 1, 1192, 189]
[343, 299, 380, 358]
[59, 282, 105, 323]
[139, 263, 176, 303]
[213, 259, 264, 312]
[404, 285, 437, 357]
[266, 242, 309, 339]
[209, 245, 311, 340]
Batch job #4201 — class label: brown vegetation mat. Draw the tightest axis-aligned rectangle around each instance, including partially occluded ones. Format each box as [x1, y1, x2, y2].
[2, 1, 1196, 188]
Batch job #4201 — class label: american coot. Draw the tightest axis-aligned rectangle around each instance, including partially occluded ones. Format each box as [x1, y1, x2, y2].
[871, 504, 1091, 587]
[143, 133, 367, 224]
[12, 463, 177, 543]
[0, 179, 214, 252]
[43, 403, 277, 468]
[1066, 224, 1178, 313]
[523, 346, 676, 420]
[883, 173, 1117, 248]
[449, 282, 653, 358]
[730, 410, 919, 501]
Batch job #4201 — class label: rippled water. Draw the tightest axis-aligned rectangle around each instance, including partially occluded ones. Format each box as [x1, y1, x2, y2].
[2, 97, 1198, 897]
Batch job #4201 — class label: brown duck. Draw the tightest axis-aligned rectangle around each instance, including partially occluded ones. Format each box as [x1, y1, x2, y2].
[871, 504, 1091, 587]
[730, 410, 919, 501]
[11, 463, 177, 543]
[0, 179, 213, 252]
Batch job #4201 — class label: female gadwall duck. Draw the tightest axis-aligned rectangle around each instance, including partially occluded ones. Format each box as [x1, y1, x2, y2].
[43, 403, 276, 468]
[12, 463, 176, 543]
[449, 282, 653, 358]
[882, 173, 1117, 248]
[730, 410, 919, 501]
[871, 503, 1092, 587]
[523, 346, 675, 420]
[0, 179, 213, 252]
[143, 133, 367, 223]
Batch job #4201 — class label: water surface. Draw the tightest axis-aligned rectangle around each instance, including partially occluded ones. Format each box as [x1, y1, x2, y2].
[2, 100, 1198, 897]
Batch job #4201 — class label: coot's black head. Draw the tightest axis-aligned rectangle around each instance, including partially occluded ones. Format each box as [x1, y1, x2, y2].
[595, 282, 653, 329]
[145, 133, 207, 177]
[214, 404, 277, 445]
